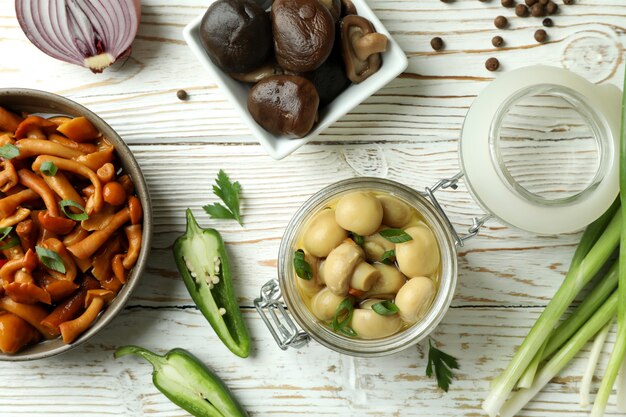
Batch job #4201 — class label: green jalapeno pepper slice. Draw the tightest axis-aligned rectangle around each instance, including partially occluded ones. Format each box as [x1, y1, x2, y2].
[115, 346, 248, 417]
[173, 209, 250, 358]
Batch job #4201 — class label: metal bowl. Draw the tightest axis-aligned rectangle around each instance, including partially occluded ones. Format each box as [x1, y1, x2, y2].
[0, 88, 152, 361]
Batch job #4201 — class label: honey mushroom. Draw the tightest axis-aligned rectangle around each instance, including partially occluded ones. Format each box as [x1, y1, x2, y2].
[394, 276, 436, 324]
[350, 299, 402, 339]
[302, 209, 348, 258]
[395, 224, 440, 277]
[335, 192, 383, 236]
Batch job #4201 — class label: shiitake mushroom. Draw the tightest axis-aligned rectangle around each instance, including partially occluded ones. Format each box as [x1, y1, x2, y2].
[247, 75, 320, 138]
[199, 0, 273, 73]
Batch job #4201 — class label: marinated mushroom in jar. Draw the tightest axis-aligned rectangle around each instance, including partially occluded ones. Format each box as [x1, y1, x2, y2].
[293, 190, 441, 340]
[199, 0, 273, 73]
[247, 75, 320, 138]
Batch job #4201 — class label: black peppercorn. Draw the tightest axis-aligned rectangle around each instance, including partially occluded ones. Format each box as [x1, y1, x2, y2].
[430, 37, 444, 51]
[539, 0, 548, 4]
[176, 90, 189, 101]
[546, 1, 558, 14]
[494, 15, 508, 28]
[525, 0, 537, 5]
[563, 0, 573, 4]
[542, 17, 553, 26]
[534, 29, 547, 42]
[531, 3, 545, 16]
[492, 35, 504, 47]
[485, 57, 500, 71]
[515, 4, 529, 16]
[501, 0, 515, 7]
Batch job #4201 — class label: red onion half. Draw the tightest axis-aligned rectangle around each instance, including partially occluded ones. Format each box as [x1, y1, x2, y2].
[15, 0, 141, 73]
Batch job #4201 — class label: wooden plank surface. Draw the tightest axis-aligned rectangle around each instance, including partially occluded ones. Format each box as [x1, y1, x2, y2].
[1, 0, 626, 416]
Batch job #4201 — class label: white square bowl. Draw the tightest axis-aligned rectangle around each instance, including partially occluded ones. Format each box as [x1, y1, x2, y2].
[183, 0, 408, 160]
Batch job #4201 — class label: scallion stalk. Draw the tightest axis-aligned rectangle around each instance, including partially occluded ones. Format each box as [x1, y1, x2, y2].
[542, 261, 618, 359]
[580, 318, 613, 407]
[516, 339, 547, 389]
[498, 291, 618, 417]
[590, 64, 626, 417]
[482, 210, 622, 417]
[617, 359, 626, 411]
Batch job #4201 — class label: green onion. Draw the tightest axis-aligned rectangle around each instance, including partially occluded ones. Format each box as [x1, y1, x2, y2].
[379, 228, 412, 243]
[381, 249, 395, 265]
[40, 161, 58, 176]
[580, 318, 613, 407]
[516, 338, 547, 389]
[0, 226, 12, 241]
[349, 232, 364, 246]
[35, 246, 66, 274]
[498, 291, 618, 417]
[0, 143, 19, 160]
[293, 249, 313, 280]
[591, 64, 626, 417]
[0, 235, 19, 250]
[59, 200, 89, 221]
[372, 300, 399, 316]
[483, 209, 621, 417]
[331, 297, 356, 337]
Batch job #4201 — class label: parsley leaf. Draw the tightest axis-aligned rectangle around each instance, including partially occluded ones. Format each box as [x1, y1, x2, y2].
[202, 170, 243, 226]
[426, 339, 459, 392]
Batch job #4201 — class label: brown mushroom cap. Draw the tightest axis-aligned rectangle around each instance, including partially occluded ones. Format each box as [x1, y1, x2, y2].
[340, 15, 388, 83]
[247, 75, 320, 138]
[199, 0, 273, 73]
[272, 0, 335, 72]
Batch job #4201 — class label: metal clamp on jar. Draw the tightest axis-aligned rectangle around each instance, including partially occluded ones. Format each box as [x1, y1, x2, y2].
[255, 65, 623, 357]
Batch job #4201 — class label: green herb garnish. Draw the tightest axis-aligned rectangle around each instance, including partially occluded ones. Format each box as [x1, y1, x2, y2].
[40, 161, 58, 176]
[331, 297, 357, 337]
[0, 227, 19, 250]
[381, 249, 396, 264]
[294, 249, 313, 280]
[59, 200, 89, 221]
[426, 339, 459, 392]
[35, 246, 66, 273]
[372, 300, 399, 316]
[203, 170, 243, 226]
[350, 232, 364, 246]
[379, 228, 413, 243]
[0, 144, 19, 160]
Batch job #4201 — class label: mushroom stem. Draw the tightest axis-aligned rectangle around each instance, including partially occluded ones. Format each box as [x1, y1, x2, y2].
[353, 33, 387, 61]
[59, 297, 105, 343]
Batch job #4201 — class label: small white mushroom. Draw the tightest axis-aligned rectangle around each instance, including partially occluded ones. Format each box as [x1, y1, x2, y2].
[349, 262, 380, 292]
[377, 195, 412, 228]
[395, 224, 440, 277]
[323, 242, 363, 296]
[350, 304, 402, 339]
[296, 252, 324, 296]
[365, 263, 407, 299]
[395, 276, 436, 324]
[310, 287, 346, 321]
[303, 209, 348, 258]
[363, 230, 394, 262]
[335, 192, 383, 236]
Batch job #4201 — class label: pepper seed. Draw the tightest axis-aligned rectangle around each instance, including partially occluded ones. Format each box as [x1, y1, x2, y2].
[501, 0, 515, 7]
[494, 15, 508, 28]
[176, 90, 189, 101]
[534, 29, 548, 42]
[492, 35, 504, 47]
[546, 1, 558, 14]
[485, 57, 500, 71]
[542, 17, 553, 26]
[515, 4, 529, 16]
[531, 3, 545, 16]
[430, 37, 444, 51]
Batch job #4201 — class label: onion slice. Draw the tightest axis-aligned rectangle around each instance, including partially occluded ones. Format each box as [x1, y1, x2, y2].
[15, 0, 141, 73]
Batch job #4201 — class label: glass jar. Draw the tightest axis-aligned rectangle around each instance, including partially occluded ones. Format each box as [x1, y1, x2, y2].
[276, 178, 457, 357]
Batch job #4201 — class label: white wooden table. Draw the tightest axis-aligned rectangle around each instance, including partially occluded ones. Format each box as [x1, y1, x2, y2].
[1, 1, 625, 416]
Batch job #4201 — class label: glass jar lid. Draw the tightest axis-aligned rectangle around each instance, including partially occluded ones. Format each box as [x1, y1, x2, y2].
[460, 65, 621, 234]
